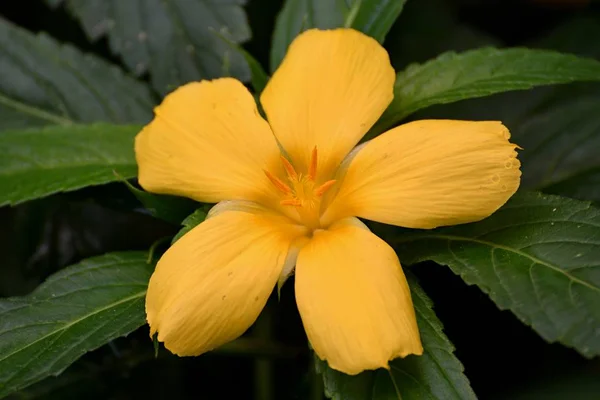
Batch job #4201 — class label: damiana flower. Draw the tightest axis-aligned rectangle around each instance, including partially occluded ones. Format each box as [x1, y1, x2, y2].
[135, 28, 521, 375]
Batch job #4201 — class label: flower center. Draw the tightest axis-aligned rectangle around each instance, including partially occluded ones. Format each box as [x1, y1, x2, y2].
[264, 147, 336, 230]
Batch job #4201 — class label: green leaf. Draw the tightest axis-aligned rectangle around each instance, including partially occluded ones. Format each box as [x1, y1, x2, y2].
[373, 48, 600, 135]
[129, 188, 198, 226]
[514, 87, 600, 202]
[48, 0, 251, 95]
[237, 47, 269, 95]
[172, 207, 209, 243]
[316, 274, 475, 400]
[0, 17, 153, 130]
[270, 0, 346, 72]
[349, 0, 407, 44]
[385, 0, 499, 69]
[0, 124, 140, 206]
[212, 29, 269, 94]
[0, 252, 153, 398]
[270, 0, 405, 72]
[544, 168, 600, 204]
[393, 192, 600, 359]
[512, 17, 600, 202]
[115, 176, 198, 225]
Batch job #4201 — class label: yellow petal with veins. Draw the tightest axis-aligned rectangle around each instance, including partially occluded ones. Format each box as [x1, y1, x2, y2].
[147, 209, 307, 356]
[323, 120, 521, 229]
[261, 29, 395, 181]
[295, 218, 422, 375]
[135, 78, 281, 206]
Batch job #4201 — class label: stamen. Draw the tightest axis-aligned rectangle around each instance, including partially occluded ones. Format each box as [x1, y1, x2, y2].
[264, 170, 292, 194]
[265, 147, 330, 228]
[315, 180, 336, 196]
[308, 146, 318, 181]
[281, 199, 302, 207]
[280, 156, 298, 180]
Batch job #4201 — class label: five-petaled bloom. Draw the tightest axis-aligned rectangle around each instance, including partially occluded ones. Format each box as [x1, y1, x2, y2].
[135, 28, 521, 375]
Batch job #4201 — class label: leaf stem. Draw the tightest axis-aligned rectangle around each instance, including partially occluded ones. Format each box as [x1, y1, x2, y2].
[0, 93, 73, 126]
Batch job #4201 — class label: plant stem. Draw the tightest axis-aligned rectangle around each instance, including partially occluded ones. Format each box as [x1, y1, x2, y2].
[310, 355, 324, 400]
[253, 304, 274, 400]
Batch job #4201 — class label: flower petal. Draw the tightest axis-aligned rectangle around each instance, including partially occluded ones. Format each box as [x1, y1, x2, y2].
[147, 208, 307, 356]
[261, 29, 395, 181]
[295, 218, 422, 375]
[135, 78, 281, 205]
[323, 120, 521, 229]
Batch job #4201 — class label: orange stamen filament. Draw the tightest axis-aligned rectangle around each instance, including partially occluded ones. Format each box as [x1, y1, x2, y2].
[280, 199, 302, 206]
[315, 180, 336, 197]
[280, 156, 298, 180]
[264, 170, 292, 194]
[308, 147, 318, 181]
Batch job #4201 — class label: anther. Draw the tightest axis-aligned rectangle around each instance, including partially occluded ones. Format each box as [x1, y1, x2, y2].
[315, 180, 336, 196]
[264, 170, 292, 194]
[308, 147, 318, 181]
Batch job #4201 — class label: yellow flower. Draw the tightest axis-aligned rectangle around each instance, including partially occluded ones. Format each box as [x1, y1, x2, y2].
[135, 28, 521, 375]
